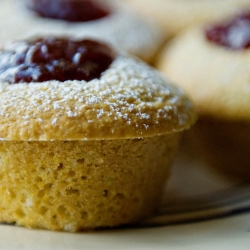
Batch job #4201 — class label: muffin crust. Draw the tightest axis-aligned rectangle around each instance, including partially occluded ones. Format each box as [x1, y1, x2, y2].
[0, 55, 196, 140]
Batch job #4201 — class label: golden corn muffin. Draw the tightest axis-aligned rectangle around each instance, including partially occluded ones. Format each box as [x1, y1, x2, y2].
[0, 0, 165, 63]
[125, 0, 250, 37]
[0, 37, 196, 232]
[156, 12, 250, 180]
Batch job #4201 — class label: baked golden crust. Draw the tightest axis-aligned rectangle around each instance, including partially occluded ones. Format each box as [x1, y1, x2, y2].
[157, 26, 250, 121]
[0, 55, 196, 141]
[0, 0, 164, 63]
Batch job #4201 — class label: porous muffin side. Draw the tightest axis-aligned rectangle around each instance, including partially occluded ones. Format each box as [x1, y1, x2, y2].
[0, 133, 180, 232]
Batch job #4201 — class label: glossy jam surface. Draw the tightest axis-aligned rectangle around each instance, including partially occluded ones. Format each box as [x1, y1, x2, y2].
[205, 13, 250, 50]
[0, 37, 116, 84]
[27, 0, 110, 22]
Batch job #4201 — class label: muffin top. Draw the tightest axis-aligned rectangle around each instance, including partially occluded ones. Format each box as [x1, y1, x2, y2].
[0, 37, 196, 141]
[157, 14, 250, 121]
[0, 0, 164, 63]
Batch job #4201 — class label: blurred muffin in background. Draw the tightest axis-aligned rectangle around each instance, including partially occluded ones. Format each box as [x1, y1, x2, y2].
[125, 0, 250, 38]
[156, 12, 250, 180]
[0, 0, 165, 63]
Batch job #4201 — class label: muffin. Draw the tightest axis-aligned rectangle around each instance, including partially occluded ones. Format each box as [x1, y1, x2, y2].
[0, 0, 165, 64]
[0, 37, 196, 232]
[156, 12, 250, 180]
[125, 0, 250, 38]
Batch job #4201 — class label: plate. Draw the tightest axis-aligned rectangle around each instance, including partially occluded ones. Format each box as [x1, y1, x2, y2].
[141, 140, 250, 227]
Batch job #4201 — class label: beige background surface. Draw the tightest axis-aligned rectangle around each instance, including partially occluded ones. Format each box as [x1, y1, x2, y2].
[1, 211, 250, 249]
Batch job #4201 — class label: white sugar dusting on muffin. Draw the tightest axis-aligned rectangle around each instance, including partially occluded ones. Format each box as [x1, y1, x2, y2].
[0, 55, 195, 140]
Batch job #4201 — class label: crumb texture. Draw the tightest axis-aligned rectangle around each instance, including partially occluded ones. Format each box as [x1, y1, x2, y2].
[0, 134, 179, 231]
[0, 55, 196, 140]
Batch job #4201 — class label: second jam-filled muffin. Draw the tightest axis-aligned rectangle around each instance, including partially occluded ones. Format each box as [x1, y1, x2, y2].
[0, 0, 165, 64]
[157, 12, 250, 180]
[0, 36, 196, 232]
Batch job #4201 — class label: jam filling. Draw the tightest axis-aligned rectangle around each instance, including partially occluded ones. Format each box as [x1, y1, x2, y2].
[205, 13, 250, 50]
[27, 0, 110, 22]
[0, 37, 116, 84]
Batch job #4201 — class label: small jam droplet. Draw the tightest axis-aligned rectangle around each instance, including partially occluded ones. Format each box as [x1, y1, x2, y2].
[205, 12, 250, 50]
[0, 37, 116, 84]
[27, 0, 111, 22]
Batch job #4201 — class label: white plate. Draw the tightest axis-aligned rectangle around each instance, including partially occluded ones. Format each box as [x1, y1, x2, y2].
[1, 211, 250, 250]
[1, 140, 250, 249]
[142, 141, 250, 227]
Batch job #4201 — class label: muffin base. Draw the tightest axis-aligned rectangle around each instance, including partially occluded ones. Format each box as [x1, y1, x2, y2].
[187, 117, 250, 181]
[0, 133, 180, 232]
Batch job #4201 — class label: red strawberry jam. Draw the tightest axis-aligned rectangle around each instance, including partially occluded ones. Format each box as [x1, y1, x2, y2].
[0, 37, 116, 84]
[26, 0, 110, 22]
[205, 13, 250, 50]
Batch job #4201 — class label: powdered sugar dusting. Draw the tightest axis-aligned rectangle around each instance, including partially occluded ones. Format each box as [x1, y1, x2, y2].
[0, 55, 195, 140]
